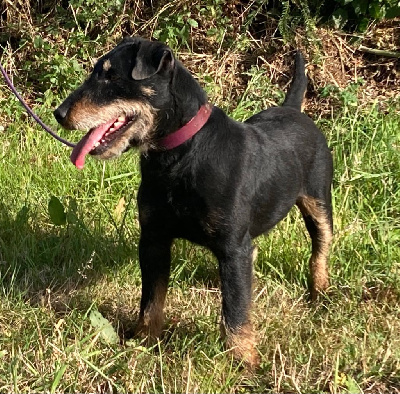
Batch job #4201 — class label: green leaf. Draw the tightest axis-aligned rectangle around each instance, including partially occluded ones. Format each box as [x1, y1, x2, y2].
[345, 375, 362, 393]
[369, 2, 386, 19]
[207, 28, 218, 36]
[89, 310, 119, 345]
[386, 5, 400, 18]
[357, 17, 369, 32]
[48, 196, 67, 226]
[33, 36, 43, 49]
[332, 8, 348, 29]
[187, 18, 198, 28]
[338, 0, 353, 5]
[352, 0, 368, 15]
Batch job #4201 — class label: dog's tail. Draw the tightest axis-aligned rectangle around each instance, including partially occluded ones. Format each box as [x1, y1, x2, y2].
[282, 51, 307, 110]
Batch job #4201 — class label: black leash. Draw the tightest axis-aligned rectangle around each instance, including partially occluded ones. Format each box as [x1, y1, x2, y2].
[0, 63, 76, 148]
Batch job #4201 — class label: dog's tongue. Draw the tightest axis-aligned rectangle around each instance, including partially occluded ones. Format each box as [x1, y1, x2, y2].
[70, 119, 117, 169]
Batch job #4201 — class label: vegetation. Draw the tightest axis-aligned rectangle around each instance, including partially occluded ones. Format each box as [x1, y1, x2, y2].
[0, 0, 399, 392]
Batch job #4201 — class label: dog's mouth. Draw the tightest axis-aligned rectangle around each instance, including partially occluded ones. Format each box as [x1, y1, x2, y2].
[70, 114, 136, 169]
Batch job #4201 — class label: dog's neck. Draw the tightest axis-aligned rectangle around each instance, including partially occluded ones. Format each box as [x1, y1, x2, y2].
[158, 103, 212, 150]
[146, 60, 210, 151]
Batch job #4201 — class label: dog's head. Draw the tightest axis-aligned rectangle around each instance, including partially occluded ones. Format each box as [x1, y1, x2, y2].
[54, 37, 206, 169]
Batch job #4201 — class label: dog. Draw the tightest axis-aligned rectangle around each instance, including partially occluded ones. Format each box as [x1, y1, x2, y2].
[54, 36, 333, 367]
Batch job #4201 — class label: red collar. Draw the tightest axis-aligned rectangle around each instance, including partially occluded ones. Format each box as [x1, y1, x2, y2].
[159, 103, 213, 150]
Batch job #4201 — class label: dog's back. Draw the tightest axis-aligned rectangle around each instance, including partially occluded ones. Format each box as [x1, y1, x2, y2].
[244, 51, 330, 169]
[240, 52, 332, 239]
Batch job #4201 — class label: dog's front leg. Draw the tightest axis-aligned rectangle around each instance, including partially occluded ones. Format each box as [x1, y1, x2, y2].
[136, 231, 172, 338]
[217, 235, 260, 367]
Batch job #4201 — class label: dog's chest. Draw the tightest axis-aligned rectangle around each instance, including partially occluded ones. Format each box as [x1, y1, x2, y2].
[139, 174, 225, 244]
[168, 183, 222, 235]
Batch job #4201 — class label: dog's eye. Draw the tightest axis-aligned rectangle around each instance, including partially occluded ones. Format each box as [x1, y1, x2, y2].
[97, 69, 118, 83]
[107, 71, 119, 82]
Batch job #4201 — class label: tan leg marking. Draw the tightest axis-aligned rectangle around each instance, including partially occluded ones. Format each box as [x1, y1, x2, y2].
[222, 322, 260, 368]
[297, 195, 332, 299]
[136, 281, 168, 338]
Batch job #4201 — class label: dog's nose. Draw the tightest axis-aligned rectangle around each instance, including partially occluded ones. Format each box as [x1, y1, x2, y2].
[53, 105, 68, 124]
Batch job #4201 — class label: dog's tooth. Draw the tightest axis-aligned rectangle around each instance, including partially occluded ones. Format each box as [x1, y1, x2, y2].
[94, 142, 100, 147]
[117, 116, 125, 122]
[109, 127, 115, 132]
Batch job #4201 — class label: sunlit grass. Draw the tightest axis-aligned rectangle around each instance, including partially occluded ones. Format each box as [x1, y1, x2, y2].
[0, 24, 399, 392]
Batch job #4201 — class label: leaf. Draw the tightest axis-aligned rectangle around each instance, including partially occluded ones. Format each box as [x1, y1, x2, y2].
[48, 196, 67, 226]
[332, 8, 348, 29]
[352, 0, 368, 15]
[357, 17, 370, 32]
[345, 375, 362, 393]
[369, 2, 386, 19]
[187, 18, 198, 28]
[33, 36, 43, 49]
[114, 196, 126, 223]
[386, 5, 400, 18]
[89, 310, 119, 345]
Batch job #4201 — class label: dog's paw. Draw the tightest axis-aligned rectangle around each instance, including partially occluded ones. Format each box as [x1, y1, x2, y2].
[225, 323, 260, 369]
[134, 316, 163, 340]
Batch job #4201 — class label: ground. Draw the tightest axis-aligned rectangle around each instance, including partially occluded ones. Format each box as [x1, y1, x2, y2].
[0, 3, 399, 393]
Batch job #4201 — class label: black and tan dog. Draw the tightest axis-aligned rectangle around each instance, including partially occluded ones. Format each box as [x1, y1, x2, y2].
[54, 37, 333, 366]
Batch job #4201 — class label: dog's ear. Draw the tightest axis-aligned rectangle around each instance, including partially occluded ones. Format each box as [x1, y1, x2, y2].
[121, 36, 135, 44]
[156, 49, 175, 75]
[131, 44, 174, 80]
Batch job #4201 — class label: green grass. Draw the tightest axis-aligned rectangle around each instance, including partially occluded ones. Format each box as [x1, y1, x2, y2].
[1, 4, 400, 389]
[0, 76, 399, 392]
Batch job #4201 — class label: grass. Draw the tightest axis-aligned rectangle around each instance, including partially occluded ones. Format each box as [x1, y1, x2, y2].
[1, 3, 400, 391]
[0, 72, 399, 392]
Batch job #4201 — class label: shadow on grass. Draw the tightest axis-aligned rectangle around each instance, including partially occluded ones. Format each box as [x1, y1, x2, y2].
[0, 201, 138, 307]
[0, 202, 222, 339]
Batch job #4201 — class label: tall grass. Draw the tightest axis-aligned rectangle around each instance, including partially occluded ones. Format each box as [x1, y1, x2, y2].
[0, 1, 399, 392]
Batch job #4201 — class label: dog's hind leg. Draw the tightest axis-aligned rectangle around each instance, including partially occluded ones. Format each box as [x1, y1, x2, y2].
[136, 233, 173, 338]
[297, 195, 333, 300]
